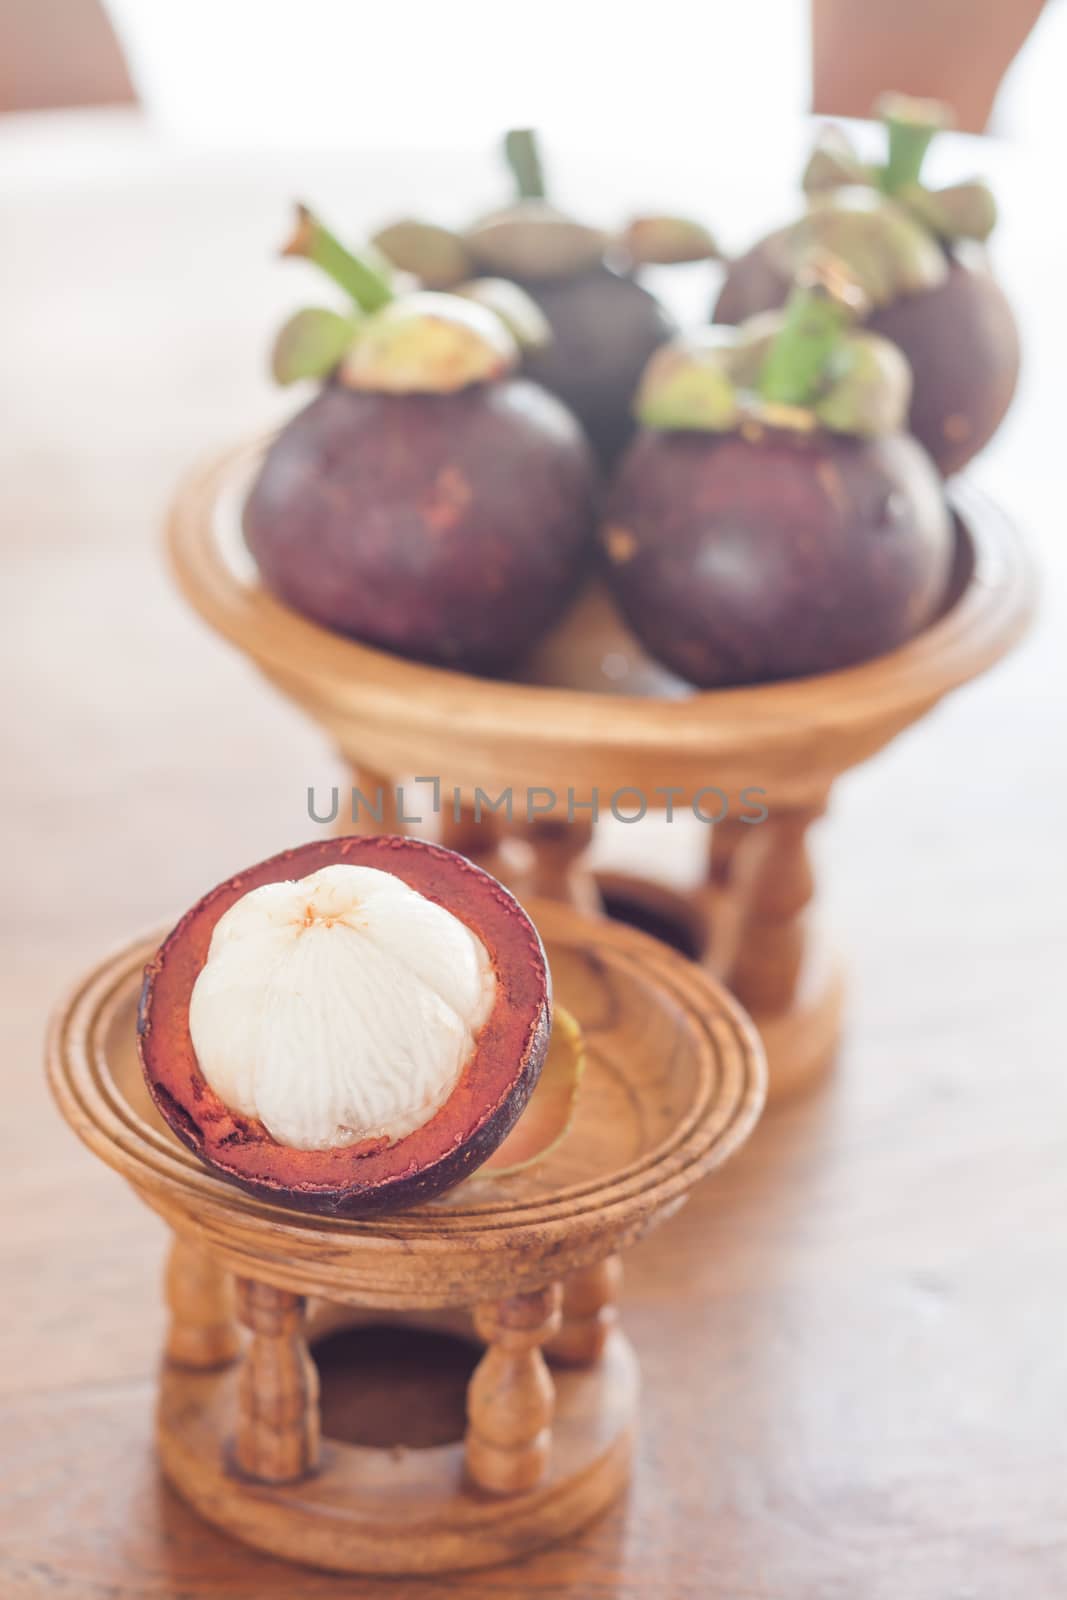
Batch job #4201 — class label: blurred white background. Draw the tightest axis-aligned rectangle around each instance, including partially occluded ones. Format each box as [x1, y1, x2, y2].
[100, 0, 1066, 150]
[105, 0, 810, 150]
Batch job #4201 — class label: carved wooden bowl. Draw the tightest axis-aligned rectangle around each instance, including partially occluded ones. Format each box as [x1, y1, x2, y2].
[167, 440, 1035, 1098]
[47, 898, 765, 1575]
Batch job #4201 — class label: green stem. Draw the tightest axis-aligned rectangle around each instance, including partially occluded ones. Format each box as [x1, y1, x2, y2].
[758, 272, 854, 407]
[877, 94, 948, 193]
[281, 204, 393, 312]
[504, 128, 546, 201]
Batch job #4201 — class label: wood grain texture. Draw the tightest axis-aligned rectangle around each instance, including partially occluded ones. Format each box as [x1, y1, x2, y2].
[155, 1329, 639, 1576]
[466, 1287, 563, 1495]
[164, 1237, 239, 1370]
[722, 805, 820, 1015]
[5, 118, 1067, 1597]
[233, 1281, 319, 1484]
[546, 1257, 623, 1367]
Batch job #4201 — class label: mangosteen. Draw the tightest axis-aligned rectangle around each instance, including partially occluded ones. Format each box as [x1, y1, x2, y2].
[138, 835, 551, 1216]
[714, 96, 1019, 475]
[244, 205, 597, 675]
[372, 129, 721, 465]
[603, 256, 954, 688]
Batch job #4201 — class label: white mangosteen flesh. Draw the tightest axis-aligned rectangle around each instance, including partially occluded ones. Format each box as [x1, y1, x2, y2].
[188, 864, 496, 1151]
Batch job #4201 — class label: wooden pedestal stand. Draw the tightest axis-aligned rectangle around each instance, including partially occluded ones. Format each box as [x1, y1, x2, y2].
[168, 441, 1033, 1099]
[47, 899, 764, 1575]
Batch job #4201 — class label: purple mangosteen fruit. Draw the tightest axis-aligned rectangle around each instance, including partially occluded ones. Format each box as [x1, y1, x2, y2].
[244, 207, 597, 675]
[372, 130, 720, 466]
[603, 257, 954, 688]
[714, 96, 1019, 475]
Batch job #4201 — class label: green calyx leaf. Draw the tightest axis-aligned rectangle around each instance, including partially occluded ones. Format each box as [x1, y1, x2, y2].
[270, 306, 362, 385]
[619, 213, 722, 265]
[339, 290, 519, 395]
[812, 331, 912, 435]
[803, 103, 998, 246]
[634, 329, 741, 431]
[464, 202, 608, 280]
[757, 253, 870, 409]
[454, 277, 551, 349]
[636, 254, 909, 439]
[719, 313, 780, 391]
[773, 188, 949, 307]
[371, 218, 473, 289]
[895, 179, 998, 243]
[802, 125, 876, 194]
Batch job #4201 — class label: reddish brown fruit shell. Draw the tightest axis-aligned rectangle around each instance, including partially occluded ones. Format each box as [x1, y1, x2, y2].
[137, 836, 551, 1217]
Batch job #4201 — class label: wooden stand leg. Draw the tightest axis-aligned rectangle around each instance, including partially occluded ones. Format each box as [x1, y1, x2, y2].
[344, 766, 407, 838]
[726, 807, 820, 1016]
[466, 1285, 562, 1496]
[545, 1257, 622, 1367]
[233, 1280, 319, 1484]
[164, 1237, 239, 1369]
[709, 816, 747, 893]
[436, 793, 497, 860]
[344, 766, 515, 877]
[511, 817, 600, 915]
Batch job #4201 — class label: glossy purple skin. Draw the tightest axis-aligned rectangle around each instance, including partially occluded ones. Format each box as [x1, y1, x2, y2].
[602, 428, 953, 688]
[515, 266, 677, 466]
[714, 239, 1019, 475]
[245, 378, 597, 674]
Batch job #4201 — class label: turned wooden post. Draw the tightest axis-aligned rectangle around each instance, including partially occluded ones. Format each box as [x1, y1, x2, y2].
[164, 1236, 239, 1369]
[466, 1284, 562, 1495]
[512, 816, 600, 914]
[726, 806, 821, 1016]
[343, 766, 409, 838]
[709, 815, 748, 892]
[344, 766, 513, 868]
[545, 1256, 622, 1367]
[234, 1279, 319, 1484]
[437, 792, 499, 860]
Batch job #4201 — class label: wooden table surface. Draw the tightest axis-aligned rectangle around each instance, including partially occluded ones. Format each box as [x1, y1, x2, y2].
[2, 111, 1065, 1598]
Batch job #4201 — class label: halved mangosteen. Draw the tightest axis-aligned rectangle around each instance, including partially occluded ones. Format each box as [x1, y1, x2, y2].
[371, 129, 721, 465]
[244, 206, 597, 675]
[714, 95, 1019, 475]
[603, 256, 954, 688]
[138, 836, 551, 1217]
